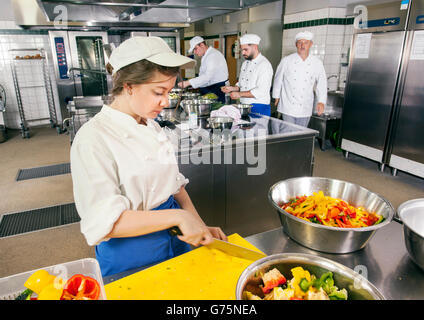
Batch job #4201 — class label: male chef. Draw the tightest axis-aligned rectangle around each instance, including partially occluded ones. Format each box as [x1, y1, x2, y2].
[272, 31, 327, 127]
[221, 34, 274, 116]
[178, 36, 228, 103]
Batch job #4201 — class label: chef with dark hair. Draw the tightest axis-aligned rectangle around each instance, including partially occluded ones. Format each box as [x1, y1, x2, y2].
[221, 34, 274, 116]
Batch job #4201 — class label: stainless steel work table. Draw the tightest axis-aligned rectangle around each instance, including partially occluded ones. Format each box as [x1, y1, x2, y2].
[244, 222, 424, 300]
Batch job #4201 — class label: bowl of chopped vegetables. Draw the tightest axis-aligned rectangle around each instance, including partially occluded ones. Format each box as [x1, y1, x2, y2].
[268, 177, 395, 253]
[236, 253, 385, 300]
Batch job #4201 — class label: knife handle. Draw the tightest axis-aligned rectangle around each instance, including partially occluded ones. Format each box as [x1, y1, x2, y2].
[169, 226, 182, 236]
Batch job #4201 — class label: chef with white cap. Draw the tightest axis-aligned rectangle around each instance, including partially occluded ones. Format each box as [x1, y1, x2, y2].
[221, 34, 274, 116]
[177, 36, 228, 103]
[71, 36, 227, 277]
[272, 31, 327, 127]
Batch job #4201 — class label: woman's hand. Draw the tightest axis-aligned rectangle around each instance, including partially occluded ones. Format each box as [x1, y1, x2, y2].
[176, 210, 213, 246]
[207, 226, 227, 242]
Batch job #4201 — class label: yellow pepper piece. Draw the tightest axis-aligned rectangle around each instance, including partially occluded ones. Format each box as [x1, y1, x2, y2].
[290, 267, 312, 298]
[24, 269, 56, 294]
[37, 278, 64, 300]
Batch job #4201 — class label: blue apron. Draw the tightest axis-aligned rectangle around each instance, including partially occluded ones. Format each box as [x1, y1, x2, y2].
[250, 103, 271, 117]
[95, 196, 191, 277]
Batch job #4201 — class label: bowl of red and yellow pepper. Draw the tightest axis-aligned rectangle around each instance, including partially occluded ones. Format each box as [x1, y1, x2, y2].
[268, 177, 395, 254]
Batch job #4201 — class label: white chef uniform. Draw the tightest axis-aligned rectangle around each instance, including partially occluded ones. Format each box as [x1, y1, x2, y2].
[272, 53, 327, 117]
[70, 105, 188, 246]
[189, 46, 228, 89]
[236, 53, 273, 105]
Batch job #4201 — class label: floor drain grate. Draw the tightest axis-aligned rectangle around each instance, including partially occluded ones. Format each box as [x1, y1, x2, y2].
[0, 203, 80, 237]
[16, 163, 71, 181]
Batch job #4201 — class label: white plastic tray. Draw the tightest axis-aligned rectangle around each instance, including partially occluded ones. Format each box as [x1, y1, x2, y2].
[0, 258, 106, 300]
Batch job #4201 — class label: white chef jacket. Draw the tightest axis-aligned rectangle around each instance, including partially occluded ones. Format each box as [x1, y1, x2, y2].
[236, 53, 273, 105]
[189, 47, 228, 88]
[70, 105, 188, 246]
[272, 53, 327, 117]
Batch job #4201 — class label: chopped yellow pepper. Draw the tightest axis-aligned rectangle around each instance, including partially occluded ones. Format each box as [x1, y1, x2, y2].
[24, 269, 56, 294]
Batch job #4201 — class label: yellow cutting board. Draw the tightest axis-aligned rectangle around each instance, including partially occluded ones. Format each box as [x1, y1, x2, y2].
[104, 234, 265, 300]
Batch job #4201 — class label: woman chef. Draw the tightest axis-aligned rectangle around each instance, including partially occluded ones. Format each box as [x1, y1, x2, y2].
[70, 36, 227, 277]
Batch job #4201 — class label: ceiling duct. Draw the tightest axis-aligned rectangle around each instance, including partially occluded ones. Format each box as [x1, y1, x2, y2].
[13, 0, 279, 30]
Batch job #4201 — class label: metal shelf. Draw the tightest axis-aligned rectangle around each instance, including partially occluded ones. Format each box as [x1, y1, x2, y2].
[9, 48, 60, 139]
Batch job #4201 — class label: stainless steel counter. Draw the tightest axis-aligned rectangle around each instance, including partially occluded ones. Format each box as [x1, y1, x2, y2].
[245, 222, 424, 300]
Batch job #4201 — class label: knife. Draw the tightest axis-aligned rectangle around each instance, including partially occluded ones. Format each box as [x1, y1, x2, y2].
[169, 226, 266, 261]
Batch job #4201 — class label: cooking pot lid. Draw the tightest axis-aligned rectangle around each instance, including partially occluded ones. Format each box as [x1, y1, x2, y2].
[398, 198, 424, 237]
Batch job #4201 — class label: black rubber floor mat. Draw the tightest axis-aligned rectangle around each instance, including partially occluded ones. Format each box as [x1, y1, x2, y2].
[16, 163, 71, 181]
[0, 203, 80, 237]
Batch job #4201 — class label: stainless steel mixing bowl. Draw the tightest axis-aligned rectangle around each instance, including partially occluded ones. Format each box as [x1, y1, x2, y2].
[207, 116, 233, 130]
[236, 253, 385, 300]
[268, 177, 395, 254]
[181, 92, 201, 99]
[180, 99, 213, 116]
[396, 199, 424, 272]
[233, 104, 252, 117]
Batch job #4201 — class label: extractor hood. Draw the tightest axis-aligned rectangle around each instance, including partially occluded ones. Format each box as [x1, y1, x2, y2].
[13, 0, 280, 30]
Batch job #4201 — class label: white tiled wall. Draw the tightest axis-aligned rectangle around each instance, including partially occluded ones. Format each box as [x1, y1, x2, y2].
[282, 7, 354, 91]
[0, 21, 61, 130]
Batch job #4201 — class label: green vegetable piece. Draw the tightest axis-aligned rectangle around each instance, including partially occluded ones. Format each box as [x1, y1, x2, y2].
[299, 278, 311, 292]
[375, 215, 384, 225]
[328, 288, 348, 300]
[15, 288, 33, 300]
[319, 272, 334, 293]
[311, 278, 322, 289]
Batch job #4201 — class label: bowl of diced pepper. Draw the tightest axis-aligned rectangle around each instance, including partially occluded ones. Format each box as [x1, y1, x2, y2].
[236, 253, 385, 300]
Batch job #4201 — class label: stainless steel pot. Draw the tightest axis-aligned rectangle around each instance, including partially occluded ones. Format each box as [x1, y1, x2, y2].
[207, 116, 233, 130]
[180, 99, 213, 116]
[236, 253, 385, 300]
[233, 104, 252, 117]
[396, 199, 424, 271]
[268, 177, 395, 254]
[165, 98, 180, 109]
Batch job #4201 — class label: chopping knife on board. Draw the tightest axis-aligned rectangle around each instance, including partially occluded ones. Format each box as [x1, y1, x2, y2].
[169, 226, 266, 261]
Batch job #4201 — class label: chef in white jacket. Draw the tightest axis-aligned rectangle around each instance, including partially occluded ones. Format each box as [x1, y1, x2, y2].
[178, 36, 228, 103]
[221, 34, 274, 116]
[71, 36, 226, 277]
[272, 31, 327, 127]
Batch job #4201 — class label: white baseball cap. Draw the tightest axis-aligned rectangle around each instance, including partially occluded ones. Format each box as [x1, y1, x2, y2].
[295, 31, 314, 42]
[109, 36, 195, 74]
[240, 34, 261, 45]
[188, 36, 205, 54]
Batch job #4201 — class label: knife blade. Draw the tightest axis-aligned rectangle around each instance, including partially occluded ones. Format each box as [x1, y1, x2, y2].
[169, 226, 266, 261]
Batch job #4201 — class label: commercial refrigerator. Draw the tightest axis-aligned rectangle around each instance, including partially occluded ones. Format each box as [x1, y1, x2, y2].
[340, 1, 411, 172]
[340, 0, 424, 176]
[386, 0, 424, 178]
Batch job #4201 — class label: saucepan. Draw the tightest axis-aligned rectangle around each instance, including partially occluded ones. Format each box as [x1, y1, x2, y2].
[394, 199, 424, 272]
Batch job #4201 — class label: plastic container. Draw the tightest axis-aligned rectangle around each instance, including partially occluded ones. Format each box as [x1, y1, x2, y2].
[0, 258, 106, 300]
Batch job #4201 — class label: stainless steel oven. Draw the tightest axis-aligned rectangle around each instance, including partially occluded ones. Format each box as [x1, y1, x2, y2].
[48, 31, 111, 120]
